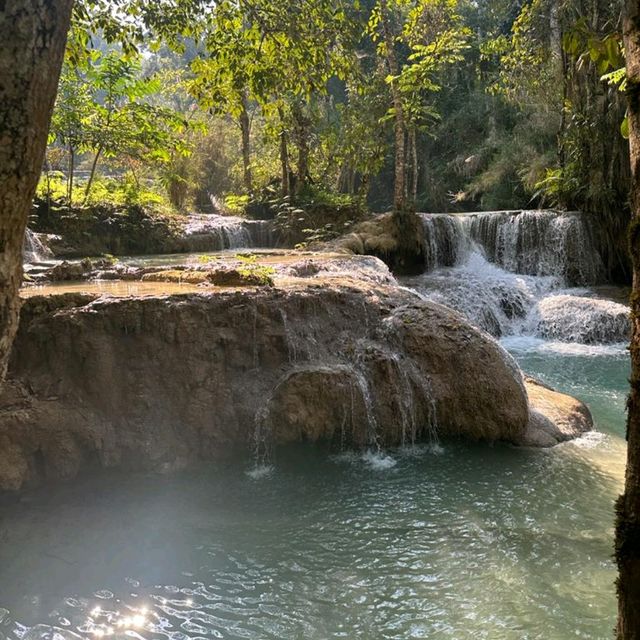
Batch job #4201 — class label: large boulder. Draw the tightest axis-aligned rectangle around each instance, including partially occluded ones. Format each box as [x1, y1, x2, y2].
[0, 279, 587, 491]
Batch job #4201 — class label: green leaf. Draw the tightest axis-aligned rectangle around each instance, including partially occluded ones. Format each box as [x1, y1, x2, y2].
[621, 116, 630, 139]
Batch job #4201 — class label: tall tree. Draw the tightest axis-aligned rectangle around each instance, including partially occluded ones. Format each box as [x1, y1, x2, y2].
[617, 1, 640, 636]
[0, 0, 74, 378]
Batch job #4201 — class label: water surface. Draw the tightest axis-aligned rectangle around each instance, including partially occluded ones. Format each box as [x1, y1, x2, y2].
[0, 340, 629, 640]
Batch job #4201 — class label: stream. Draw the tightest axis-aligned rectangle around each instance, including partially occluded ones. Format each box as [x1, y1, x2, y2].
[1, 210, 631, 639]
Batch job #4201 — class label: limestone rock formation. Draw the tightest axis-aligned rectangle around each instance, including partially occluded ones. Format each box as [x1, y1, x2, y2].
[0, 280, 592, 491]
[530, 294, 630, 344]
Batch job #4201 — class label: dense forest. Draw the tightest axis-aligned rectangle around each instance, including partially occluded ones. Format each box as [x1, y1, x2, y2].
[36, 0, 630, 275]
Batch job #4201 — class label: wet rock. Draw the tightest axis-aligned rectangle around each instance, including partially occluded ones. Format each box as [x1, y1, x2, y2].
[263, 366, 370, 447]
[0, 282, 585, 491]
[47, 260, 92, 281]
[282, 256, 396, 286]
[0, 438, 29, 492]
[519, 377, 593, 447]
[141, 270, 210, 285]
[384, 302, 529, 442]
[530, 294, 630, 343]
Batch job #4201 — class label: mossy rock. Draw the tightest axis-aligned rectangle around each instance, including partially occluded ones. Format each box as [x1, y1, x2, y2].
[208, 268, 274, 287]
[141, 270, 209, 284]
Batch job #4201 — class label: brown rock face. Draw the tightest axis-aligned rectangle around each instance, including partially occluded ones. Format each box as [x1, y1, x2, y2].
[0, 281, 586, 491]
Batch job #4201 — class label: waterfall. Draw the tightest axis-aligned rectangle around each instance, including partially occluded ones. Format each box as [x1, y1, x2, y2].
[23, 229, 54, 263]
[405, 251, 551, 337]
[419, 210, 604, 286]
[279, 309, 297, 363]
[183, 214, 251, 251]
[245, 219, 280, 248]
[420, 214, 470, 271]
[183, 214, 279, 252]
[404, 220, 629, 346]
[352, 368, 381, 450]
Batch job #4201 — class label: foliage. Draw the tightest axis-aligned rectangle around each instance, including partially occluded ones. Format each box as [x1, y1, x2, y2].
[44, 0, 627, 259]
[235, 254, 276, 285]
[35, 173, 173, 212]
[49, 49, 191, 204]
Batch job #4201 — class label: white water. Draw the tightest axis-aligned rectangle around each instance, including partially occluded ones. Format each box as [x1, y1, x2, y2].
[182, 214, 252, 251]
[408, 211, 629, 344]
[22, 229, 54, 263]
[420, 210, 604, 286]
[182, 214, 279, 252]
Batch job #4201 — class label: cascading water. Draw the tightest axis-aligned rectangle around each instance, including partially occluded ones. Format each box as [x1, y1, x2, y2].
[183, 214, 251, 251]
[182, 214, 279, 251]
[420, 214, 469, 271]
[419, 210, 604, 286]
[406, 210, 628, 345]
[23, 229, 54, 263]
[351, 367, 381, 451]
[246, 219, 280, 248]
[526, 294, 630, 344]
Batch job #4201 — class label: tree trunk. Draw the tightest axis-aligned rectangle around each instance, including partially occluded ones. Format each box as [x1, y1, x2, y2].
[379, 0, 406, 213]
[0, 0, 74, 379]
[410, 129, 418, 205]
[239, 92, 253, 194]
[278, 107, 289, 197]
[84, 146, 103, 203]
[617, 0, 640, 637]
[67, 145, 75, 207]
[292, 100, 310, 197]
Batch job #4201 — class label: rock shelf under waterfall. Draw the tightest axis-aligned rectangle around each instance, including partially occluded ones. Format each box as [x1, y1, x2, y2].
[1, 260, 592, 491]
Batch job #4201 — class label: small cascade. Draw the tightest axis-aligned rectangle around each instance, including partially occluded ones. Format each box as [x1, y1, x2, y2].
[279, 310, 297, 363]
[182, 214, 252, 252]
[404, 211, 628, 347]
[23, 229, 54, 263]
[251, 404, 274, 471]
[245, 219, 280, 248]
[404, 362, 439, 450]
[182, 214, 281, 251]
[420, 214, 469, 271]
[406, 251, 549, 337]
[351, 368, 381, 451]
[462, 210, 603, 286]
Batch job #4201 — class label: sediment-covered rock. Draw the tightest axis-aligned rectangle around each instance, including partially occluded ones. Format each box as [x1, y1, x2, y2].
[0, 279, 590, 491]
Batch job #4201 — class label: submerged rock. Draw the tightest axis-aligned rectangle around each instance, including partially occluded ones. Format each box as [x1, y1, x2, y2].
[0, 279, 591, 491]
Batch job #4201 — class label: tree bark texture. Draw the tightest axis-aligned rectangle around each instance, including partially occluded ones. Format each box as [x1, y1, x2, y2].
[617, 0, 640, 637]
[0, 0, 74, 378]
[239, 92, 253, 193]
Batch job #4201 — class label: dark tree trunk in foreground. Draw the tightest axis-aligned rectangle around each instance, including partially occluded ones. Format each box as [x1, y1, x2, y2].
[617, 0, 640, 637]
[292, 100, 310, 196]
[0, 0, 74, 378]
[278, 107, 289, 197]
